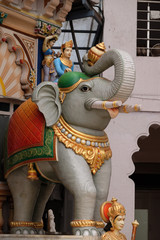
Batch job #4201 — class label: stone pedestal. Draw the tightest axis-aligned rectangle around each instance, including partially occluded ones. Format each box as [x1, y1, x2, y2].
[0, 235, 100, 240]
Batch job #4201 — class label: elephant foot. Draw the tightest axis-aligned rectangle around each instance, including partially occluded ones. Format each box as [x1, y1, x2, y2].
[71, 220, 105, 236]
[96, 227, 105, 236]
[95, 221, 105, 236]
[10, 221, 44, 235]
[10, 226, 37, 235]
[36, 228, 45, 234]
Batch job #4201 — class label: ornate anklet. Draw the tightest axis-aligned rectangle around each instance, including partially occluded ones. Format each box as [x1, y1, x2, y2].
[10, 221, 43, 228]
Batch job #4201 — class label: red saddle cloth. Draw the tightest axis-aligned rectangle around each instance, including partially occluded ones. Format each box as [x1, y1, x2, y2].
[7, 98, 45, 158]
[5, 98, 56, 179]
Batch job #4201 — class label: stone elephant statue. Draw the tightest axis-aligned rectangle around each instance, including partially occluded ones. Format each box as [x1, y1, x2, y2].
[4, 49, 137, 236]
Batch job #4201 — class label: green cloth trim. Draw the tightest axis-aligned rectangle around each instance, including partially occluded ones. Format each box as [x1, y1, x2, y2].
[4, 127, 55, 176]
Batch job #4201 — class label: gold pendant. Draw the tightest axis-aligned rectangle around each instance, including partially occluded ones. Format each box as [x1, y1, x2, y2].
[27, 163, 39, 180]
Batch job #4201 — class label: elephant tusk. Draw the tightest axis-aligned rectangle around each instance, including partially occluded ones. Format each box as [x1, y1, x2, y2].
[119, 104, 141, 113]
[91, 100, 122, 110]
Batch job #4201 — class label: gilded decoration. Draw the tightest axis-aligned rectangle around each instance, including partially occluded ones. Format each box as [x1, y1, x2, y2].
[60, 57, 73, 68]
[88, 42, 106, 66]
[101, 231, 127, 240]
[10, 221, 43, 229]
[29, 68, 36, 88]
[70, 220, 105, 228]
[35, 20, 61, 36]
[59, 90, 66, 103]
[53, 116, 112, 174]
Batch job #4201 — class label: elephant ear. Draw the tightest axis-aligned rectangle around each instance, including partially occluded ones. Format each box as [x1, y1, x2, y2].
[32, 82, 61, 127]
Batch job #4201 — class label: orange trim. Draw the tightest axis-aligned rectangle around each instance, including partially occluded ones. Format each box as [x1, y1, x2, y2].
[100, 201, 112, 223]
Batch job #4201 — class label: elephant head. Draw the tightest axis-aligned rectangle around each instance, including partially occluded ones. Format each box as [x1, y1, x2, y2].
[82, 49, 135, 102]
[32, 49, 135, 132]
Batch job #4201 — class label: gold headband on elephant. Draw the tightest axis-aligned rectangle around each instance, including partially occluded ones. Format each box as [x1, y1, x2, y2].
[58, 71, 94, 103]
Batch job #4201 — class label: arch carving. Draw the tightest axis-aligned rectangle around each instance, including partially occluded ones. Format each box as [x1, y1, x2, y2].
[132, 124, 160, 164]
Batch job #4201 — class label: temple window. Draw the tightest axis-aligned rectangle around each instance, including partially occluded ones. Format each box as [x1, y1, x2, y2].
[137, 0, 160, 56]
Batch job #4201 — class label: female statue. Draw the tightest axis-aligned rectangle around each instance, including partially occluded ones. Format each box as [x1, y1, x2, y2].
[54, 40, 74, 82]
[42, 34, 58, 82]
[101, 198, 127, 240]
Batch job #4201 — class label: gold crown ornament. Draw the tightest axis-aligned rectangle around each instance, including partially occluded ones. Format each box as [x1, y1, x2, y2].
[108, 198, 126, 219]
[88, 42, 106, 66]
[61, 40, 73, 52]
[100, 197, 126, 223]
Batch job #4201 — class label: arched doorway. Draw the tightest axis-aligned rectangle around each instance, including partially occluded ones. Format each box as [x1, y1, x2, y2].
[131, 124, 160, 240]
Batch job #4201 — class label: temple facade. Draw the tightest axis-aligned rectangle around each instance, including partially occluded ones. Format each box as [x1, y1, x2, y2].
[0, 1, 159, 239]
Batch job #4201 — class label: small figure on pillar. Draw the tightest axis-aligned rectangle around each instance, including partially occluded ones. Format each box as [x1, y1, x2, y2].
[42, 34, 58, 82]
[54, 40, 74, 82]
[100, 198, 127, 240]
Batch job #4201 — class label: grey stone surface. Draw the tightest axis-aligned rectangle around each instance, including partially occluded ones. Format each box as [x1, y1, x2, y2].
[0, 235, 100, 240]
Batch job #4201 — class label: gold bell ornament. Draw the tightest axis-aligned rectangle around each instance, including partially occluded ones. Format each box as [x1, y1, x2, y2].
[27, 163, 39, 180]
[88, 42, 106, 66]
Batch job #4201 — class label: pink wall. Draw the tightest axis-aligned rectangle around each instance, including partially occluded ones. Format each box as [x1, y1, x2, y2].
[103, 0, 160, 238]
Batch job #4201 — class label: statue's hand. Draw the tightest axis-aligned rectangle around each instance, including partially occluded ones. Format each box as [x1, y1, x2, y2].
[65, 68, 72, 73]
[119, 104, 141, 113]
[46, 34, 56, 40]
[82, 53, 89, 62]
[55, 51, 61, 58]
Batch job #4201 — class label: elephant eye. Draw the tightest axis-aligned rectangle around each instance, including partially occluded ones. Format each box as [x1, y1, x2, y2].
[80, 85, 91, 92]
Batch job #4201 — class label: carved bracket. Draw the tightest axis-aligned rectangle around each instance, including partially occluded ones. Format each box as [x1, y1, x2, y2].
[22, 0, 36, 11]
[43, 0, 60, 18]
[54, 0, 74, 22]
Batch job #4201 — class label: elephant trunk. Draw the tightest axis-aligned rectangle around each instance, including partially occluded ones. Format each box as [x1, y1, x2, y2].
[83, 49, 135, 103]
